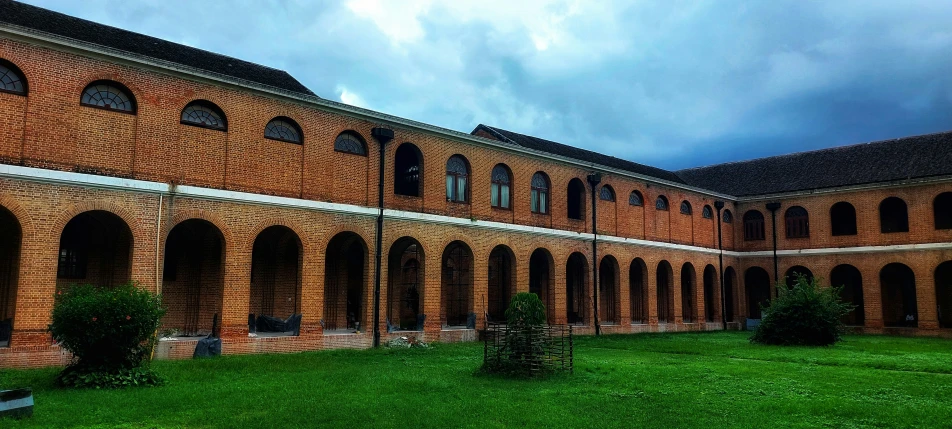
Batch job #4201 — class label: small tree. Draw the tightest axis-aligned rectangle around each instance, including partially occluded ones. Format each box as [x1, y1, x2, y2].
[49, 283, 165, 388]
[505, 292, 546, 327]
[750, 274, 854, 346]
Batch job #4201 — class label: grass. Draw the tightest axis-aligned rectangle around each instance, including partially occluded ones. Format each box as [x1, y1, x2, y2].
[2, 332, 951, 428]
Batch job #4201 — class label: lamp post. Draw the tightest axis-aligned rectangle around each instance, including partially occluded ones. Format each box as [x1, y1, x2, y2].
[766, 202, 781, 297]
[714, 200, 726, 330]
[371, 126, 394, 347]
[587, 173, 602, 336]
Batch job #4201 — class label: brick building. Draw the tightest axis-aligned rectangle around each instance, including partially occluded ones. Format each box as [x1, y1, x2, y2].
[0, 2, 949, 368]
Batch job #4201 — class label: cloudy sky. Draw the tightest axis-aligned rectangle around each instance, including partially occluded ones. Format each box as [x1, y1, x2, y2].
[25, 0, 952, 170]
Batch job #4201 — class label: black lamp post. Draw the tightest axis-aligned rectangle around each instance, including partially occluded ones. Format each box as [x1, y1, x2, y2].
[587, 173, 602, 336]
[371, 126, 394, 347]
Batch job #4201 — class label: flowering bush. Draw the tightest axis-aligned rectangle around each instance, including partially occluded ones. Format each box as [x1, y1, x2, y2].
[49, 283, 165, 388]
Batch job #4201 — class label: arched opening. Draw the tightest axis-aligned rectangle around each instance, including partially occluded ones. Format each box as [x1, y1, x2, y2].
[0, 206, 21, 346]
[630, 258, 648, 324]
[681, 263, 696, 323]
[490, 164, 512, 210]
[529, 248, 555, 323]
[830, 264, 864, 326]
[57, 210, 133, 290]
[566, 252, 588, 324]
[80, 80, 137, 114]
[703, 264, 718, 323]
[784, 206, 809, 238]
[743, 210, 765, 241]
[657, 261, 674, 323]
[445, 155, 470, 203]
[599, 256, 619, 324]
[387, 238, 424, 331]
[745, 267, 771, 319]
[394, 143, 422, 197]
[442, 241, 473, 328]
[324, 232, 367, 332]
[937, 261, 952, 329]
[567, 178, 586, 221]
[880, 263, 917, 327]
[162, 219, 224, 336]
[487, 245, 515, 323]
[784, 265, 814, 289]
[934, 193, 952, 230]
[724, 267, 737, 322]
[880, 197, 909, 233]
[830, 202, 857, 236]
[249, 226, 302, 335]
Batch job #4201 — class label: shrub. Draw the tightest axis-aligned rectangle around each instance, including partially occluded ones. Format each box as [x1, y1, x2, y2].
[505, 292, 546, 328]
[750, 274, 854, 346]
[49, 283, 166, 388]
[483, 293, 571, 377]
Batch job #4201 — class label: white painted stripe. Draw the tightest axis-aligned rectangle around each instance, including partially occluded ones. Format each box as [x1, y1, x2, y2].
[2, 165, 950, 258]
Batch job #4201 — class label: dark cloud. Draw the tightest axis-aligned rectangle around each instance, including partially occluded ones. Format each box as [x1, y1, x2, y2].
[24, 0, 952, 171]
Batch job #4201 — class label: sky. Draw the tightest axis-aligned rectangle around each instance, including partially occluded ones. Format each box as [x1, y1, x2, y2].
[24, 0, 952, 170]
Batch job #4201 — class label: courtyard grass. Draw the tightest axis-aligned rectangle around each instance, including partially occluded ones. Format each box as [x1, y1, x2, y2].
[1, 331, 951, 428]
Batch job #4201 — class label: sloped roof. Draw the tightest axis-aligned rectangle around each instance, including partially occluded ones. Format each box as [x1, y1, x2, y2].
[0, 0, 314, 95]
[473, 124, 687, 185]
[676, 131, 952, 197]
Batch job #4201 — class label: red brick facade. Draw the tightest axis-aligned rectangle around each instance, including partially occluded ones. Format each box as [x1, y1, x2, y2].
[0, 33, 950, 369]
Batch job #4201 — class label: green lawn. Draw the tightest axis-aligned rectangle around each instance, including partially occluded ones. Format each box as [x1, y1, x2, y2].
[2, 332, 951, 428]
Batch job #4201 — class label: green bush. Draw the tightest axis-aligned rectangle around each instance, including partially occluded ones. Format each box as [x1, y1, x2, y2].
[505, 292, 546, 327]
[750, 274, 853, 346]
[48, 283, 166, 388]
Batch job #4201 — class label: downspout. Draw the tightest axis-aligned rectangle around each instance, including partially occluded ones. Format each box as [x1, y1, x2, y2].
[155, 194, 163, 295]
[766, 202, 781, 296]
[587, 173, 602, 336]
[371, 127, 394, 348]
[714, 201, 725, 330]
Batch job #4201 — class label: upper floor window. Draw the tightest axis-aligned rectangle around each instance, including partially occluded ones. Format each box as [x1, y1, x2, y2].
[334, 131, 367, 154]
[656, 195, 669, 211]
[80, 80, 136, 113]
[702, 205, 713, 219]
[445, 155, 469, 203]
[599, 185, 615, 202]
[879, 197, 909, 233]
[785, 206, 809, 238]
[567, 178, 585, 220]
[629, 190, 643, 206]
[0, 59, 27, 95]
[394, 143, 422, 197]
[490, 164, 511, 209]
[934, 192, 952, 230]
[531, 172, 549, 214]
[743, 210, 765, 241]
[830, 201, 857, 236]
[265, 117, 303, 144]
[680, 201, 692, 215]
[722, 209, 733, 223]
[181, 100, 227, 131]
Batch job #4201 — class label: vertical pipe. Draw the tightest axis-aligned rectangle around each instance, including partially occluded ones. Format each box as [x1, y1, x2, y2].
[371, 127, 393, 348]
[587, 173, 601, 336]
[714, 201, 725, 330]
[766, 202, 781, 296]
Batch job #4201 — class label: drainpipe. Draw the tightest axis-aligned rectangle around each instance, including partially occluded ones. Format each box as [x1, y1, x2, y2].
[371, 127, 394, 348]
[714, 201, 726, 330]
[766, 202, 781, 296]
[587, 173, 602, 336]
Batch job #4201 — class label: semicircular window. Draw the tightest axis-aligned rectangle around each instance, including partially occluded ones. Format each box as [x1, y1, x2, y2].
[0, 60, 27, 95]
[599, 185, 615, 202]
[181, 100, 227, 131]
[629, 190, 643, 206]
[80, 81, 136, 113]
[680, 201, 693, 215]
[656, 196, 669, 211]
[702, 205, 713, 219]
[723, 209, 733, 223]
[265, 117, 303, 144]
[334, 131, 367, 155]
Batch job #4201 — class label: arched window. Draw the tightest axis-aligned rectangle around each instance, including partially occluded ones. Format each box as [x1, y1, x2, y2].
[656, 195, 669, 211]
[490, 164, 511, 209]
[934, 192, 952, 230]
[784, 206, 809, 238]
[743, 210, 765, 241]
[680, 201, 692, 215]
[830, 202, 857, 236]
[181, 100, 227, 131]
[531, 172, 549, 214]
[265, 117, 303, 144]
[0, 59, 27, 95]
[629, 190, 643, 206]
[333, 131, 366, 154]
[723, 209, 733, 223]
[599, 185, 615, 202]
[567, 178, 585, 220]
[879, 197, 909, 233]
[702, 205, 713, 219]
[80, 80, 136, 113]
[394, 143, 422, 197]
[445, 155, 469, 203]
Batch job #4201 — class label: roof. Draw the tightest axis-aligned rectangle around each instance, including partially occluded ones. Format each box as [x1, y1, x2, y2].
[473, 124, 687, 185]
[0, 0, 314, 96]
[676, 131, 952, 197]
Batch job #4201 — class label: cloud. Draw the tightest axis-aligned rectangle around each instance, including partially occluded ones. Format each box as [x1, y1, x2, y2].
[24, 0, 952, 170]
